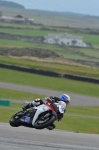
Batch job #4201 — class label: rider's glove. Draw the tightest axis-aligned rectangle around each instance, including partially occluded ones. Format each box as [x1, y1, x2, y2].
[45, 97, 54, 103]
[47, 98, 52, 103]
[22, 106, 26, 111]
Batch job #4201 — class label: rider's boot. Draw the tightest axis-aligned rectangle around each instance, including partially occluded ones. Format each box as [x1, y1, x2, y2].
[47, 124, 56, 130]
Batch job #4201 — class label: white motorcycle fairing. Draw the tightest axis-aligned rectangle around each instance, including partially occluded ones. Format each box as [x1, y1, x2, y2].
[32, 104, 50, 126]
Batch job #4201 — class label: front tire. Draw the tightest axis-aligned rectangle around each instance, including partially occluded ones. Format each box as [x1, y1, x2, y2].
[34, 112, 56, 129]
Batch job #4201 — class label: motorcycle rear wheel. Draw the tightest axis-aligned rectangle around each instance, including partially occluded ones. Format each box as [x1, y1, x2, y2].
[9, 111, 23, 127]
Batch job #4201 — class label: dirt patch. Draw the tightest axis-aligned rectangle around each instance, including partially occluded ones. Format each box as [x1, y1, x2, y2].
[8, 56, 91, 68]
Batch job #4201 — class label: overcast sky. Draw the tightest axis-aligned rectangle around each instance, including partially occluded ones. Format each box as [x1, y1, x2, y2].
[6, 0, 99, 16]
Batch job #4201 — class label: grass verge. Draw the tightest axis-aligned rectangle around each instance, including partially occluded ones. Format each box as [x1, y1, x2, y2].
[56, 116, 99, 134]
[0, 68, 99, 98]
[0, 88, 45, 100]
[0, 56, 99, 78]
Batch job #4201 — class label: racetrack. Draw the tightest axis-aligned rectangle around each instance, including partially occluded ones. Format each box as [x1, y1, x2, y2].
[0, 82, 99, 106]
[0, 82, 99, 149]
[0, 122, 99, 150]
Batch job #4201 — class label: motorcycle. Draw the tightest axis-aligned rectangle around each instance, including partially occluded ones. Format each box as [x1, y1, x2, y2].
[9, 101, 58, 129]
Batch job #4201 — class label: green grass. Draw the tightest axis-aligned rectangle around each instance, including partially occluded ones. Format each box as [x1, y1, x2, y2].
[0, 56, 99, 78]
[61, 52, 99, 62]
[0, 104, 99, 134]
[0, 88, 46, 100]
[56, 116, 99, 134]
[0, 68, 99, 98]
[0, 107, 20, 123]
[0, 24, 99, 64]
[77, 48, 99, 57]
[59, 47, 99, 62]
[0, 38, 99, 64]
[0, 28, 57, 36]
[0, 39, 36, 47]
[67, 106, 99, 117]
[0, 22, 42, 29]
[0, 39, 63, 49]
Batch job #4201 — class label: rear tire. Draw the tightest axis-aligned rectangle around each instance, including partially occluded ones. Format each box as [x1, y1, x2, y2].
[9, 111, 23, 127]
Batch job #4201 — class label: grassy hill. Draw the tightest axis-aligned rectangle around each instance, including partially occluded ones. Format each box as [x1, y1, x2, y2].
[0, 7, 99, 71]
[0, 0, 24, 9]
[0, 23, 99, 68]
[0, 6, 99, 29]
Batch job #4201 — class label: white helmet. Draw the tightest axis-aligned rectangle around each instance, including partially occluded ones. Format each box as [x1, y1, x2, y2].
[60, 94, 70, 103]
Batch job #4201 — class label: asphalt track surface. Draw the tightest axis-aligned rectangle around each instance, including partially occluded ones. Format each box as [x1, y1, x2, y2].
[0, 122, 99, 150]
[0, 82, 99, 106]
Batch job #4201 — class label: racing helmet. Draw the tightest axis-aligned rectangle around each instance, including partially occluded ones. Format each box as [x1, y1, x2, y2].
[60, 94, 70, 103]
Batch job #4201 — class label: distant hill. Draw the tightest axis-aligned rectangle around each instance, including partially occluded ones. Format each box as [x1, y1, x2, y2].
[0, 1, 99, 29]
[0, 0, 25, 9]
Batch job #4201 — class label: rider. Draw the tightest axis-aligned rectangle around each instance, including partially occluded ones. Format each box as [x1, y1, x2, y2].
[22, 94, 70, 130]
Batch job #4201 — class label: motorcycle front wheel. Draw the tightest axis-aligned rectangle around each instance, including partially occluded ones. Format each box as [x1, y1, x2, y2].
[34, 112, 56, 129]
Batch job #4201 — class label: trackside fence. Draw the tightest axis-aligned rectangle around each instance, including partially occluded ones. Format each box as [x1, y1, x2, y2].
[0, 63, 99, 84]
